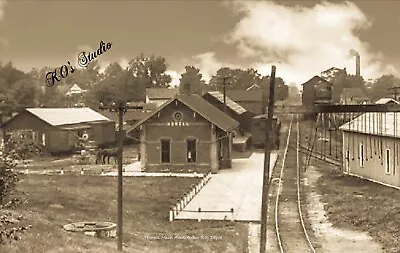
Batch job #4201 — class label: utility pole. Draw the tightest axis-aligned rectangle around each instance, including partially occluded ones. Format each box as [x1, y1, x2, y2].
[99, 101, 143, 251]
[260, 65, 276, 253]
[389, 86, 400, 100]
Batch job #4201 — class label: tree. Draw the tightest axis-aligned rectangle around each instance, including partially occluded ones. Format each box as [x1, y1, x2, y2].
[369, 74, 400, 100]
[320, 67, 369, 102]
[120, 54, 172, 101]
[0, 62, 26, 88]
[179, 66, 205, 94]
[209, 67, 261, 90]
[8, 78, 38, 111]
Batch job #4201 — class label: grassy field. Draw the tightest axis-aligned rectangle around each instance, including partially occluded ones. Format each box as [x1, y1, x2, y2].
[0, 175, 248, 253]
[314, 162, 400, 253]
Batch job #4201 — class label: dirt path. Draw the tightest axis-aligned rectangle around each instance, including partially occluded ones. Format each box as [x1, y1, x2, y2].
[305, 165, 383, 253]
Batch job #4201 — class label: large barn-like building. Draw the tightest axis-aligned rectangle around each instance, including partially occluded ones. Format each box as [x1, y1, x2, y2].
[1, 108, 115, 154]
[340, 112, 400, 189]
[301, 76, 333, 107]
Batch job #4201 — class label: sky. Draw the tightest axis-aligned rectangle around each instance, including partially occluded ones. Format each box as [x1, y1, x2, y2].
[0, 0, 400, 86]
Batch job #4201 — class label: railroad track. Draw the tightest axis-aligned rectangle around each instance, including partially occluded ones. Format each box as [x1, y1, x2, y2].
[288, 143, 341, 167]
[274, 114, 316, 253]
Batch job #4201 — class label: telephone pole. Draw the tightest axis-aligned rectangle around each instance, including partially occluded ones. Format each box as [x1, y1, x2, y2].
[260, 66, 276, 253]
[389, 86, 400, 100]
[99, 101, 142, 251]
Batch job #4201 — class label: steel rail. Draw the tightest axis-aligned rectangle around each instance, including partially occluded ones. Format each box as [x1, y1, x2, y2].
[296, 114, 316, 253]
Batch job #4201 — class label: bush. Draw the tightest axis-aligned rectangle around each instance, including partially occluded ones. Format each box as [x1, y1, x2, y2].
[0, 153, 19, 205]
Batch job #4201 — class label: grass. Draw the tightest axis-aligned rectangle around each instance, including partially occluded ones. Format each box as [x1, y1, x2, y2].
[0, 175, 248, 253]
[314, 163, 400, 253]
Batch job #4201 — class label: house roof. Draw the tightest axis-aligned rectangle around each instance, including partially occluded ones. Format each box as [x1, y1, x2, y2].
[245, 84, 260, 91]
[375, 98, 399, 105]
[225, 90, 263, 102]
[146, 88, 178, 99]
[300, 75, 333, 87]
[127, 101, 158, 111]
[25, 108, 112, 126]
[206, 91, 247, 114]
[339, 112, 400, 138]
[127, 94, 239, 133]
[99, 110, 152, 123]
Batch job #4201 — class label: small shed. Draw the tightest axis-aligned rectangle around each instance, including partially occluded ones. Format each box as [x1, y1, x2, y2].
[1, 108, 115, 154]
[251, 115, 281, 149]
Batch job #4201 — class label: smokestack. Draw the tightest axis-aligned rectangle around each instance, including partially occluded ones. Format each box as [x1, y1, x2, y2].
[349, 49, 360, 76]
[356, 54, 360, 77]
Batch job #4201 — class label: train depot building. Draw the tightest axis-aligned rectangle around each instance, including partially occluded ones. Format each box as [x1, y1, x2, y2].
[340, 112, 400, 188]
[127, 93, 239, 173]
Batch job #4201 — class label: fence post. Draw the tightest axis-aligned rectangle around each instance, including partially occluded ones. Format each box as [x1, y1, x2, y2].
[231, 208, 234, 221]
[198, 208, 201, 222]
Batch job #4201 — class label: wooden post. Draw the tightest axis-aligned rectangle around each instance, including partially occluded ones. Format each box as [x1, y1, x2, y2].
[198, 208, 201, 222]
[117, 105, 124, 251]
[260, 66, 277, 253]
[98, 102, 143, 252]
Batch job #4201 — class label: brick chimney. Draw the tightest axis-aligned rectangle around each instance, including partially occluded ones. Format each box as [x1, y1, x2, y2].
[356, 54, 360, 77]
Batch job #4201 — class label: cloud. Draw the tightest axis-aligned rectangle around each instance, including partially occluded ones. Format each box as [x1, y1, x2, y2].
[165, 70, 181, 87]
[0, 0, 6, 20]
[191, 0, 395, 85]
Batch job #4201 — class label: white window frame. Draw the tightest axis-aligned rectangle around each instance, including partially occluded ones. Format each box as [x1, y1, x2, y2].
[385, 149, 391, 175]
[359, 143, 364, 168]
[42, 133, 46, 146]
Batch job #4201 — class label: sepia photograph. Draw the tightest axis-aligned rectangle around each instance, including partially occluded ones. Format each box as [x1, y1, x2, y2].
[0, 0, 399, 252]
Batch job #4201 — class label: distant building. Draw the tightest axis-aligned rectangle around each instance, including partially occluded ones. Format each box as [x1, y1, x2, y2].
[202, 91, 255, 133]
[66, 84, 86, 96]
[301, 76, 333, 107]
[1, 108, 115, 154]
[340, 112, 400, 189]
[145, 88, 179, 106]
[225, 90, 263, 114]
[126, 93, 238, 173]
[375, 97, 399, 105]
[245, 84, 261, 91]
[340, 88, 368, 105]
